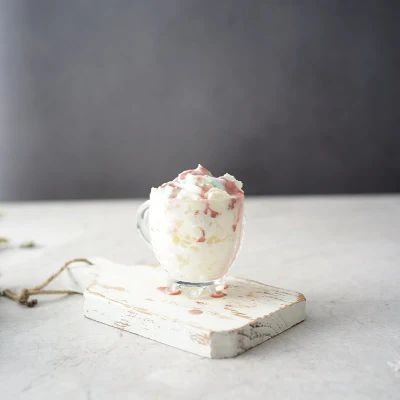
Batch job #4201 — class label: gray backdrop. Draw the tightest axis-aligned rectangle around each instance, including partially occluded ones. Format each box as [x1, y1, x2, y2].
[0, 0, 399, 201]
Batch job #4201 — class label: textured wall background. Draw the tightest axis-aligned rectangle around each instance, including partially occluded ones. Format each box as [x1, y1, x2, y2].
[0, 0, 399, 201]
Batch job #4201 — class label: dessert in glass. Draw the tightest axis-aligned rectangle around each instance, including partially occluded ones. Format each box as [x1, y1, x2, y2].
[137, 165, 244, 298]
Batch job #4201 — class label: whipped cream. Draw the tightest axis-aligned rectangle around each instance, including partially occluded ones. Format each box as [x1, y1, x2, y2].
[151, 164, 243, 201]
[149, 165, 244, 283]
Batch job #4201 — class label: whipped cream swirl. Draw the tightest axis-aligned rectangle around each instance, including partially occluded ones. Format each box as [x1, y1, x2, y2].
[151, 164, 244, 200]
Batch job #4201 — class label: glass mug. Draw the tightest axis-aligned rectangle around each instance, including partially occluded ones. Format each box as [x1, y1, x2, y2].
[136, 192, 244, 297]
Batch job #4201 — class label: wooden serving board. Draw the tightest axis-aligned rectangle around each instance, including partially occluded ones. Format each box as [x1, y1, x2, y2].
[81, 259, 306, 358]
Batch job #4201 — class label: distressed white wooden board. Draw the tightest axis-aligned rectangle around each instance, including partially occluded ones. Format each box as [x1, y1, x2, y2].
[82, 258, 306, 358]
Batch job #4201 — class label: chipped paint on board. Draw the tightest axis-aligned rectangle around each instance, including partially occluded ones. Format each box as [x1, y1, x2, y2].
[83, 261, 306, 358]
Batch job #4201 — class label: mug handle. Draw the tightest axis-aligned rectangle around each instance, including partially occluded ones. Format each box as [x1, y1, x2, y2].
[136, 200, 152, 248]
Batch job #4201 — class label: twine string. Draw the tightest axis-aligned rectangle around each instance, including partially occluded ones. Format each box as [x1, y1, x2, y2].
[1, 258, 93, 307]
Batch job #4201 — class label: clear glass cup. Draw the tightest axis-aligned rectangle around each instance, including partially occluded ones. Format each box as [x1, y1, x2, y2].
[136, 193, 244, 298]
